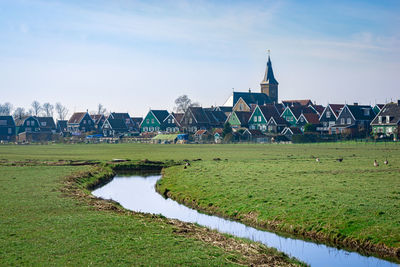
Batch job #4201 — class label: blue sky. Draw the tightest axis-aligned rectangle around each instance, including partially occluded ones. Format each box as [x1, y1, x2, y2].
[1, 0, 399, 116]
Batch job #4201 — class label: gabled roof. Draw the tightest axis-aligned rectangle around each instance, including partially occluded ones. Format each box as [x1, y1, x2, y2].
[194, 129, 208, 136]
[232, 92, 272, 107]
[131, 117, 143, 125]
[14, 116, 38, 127]
[282, 99, 313, 107]
[188, 107, 210, 123]
[68, 112, 87, 124]
[310, 104, 325, 115]
[0, 116, 15, 127]
[243, 129, 265, 137]
[287, 105, 316, 119]
[374, 104, 385, 111]
[106, 118, 129, 131]
[371, 102, 400, 125]
[171, 113, 184, 125]
[205, 110, 227, 125]
[274, 103, 285, 115]
[151, 110, 170, 123]
[268, 115, 288, 126]
[233, 111, 251, 125]
[91, 114, 105, 124]
[258, 104, 282, 122]
[35, 117, 56, 129]
[301, 113, 320, 124]
[56, 120, 67, 129]
[109, 112, 130, 120]
[215, 106, 232, 113]
[282, 127, 302, 135]
[260, 56, 278, 85]
[347, 105, 375, 121]
[327, 104, 345, 118]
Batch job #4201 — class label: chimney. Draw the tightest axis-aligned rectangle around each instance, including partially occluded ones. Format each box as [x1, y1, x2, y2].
[248, 88, 251, 93]
[353, 102, 358, 106]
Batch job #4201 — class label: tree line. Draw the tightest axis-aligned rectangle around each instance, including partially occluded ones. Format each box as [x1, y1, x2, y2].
[0, 95, 200, 121]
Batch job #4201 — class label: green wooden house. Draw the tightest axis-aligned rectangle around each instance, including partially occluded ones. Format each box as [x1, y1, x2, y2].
[248, 104, 283, 132]
[140, 110, 169, 132]
[226, 111, 251, 129]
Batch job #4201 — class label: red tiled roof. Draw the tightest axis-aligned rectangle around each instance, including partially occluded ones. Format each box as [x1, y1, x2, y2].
[329, 104, 345, 117]
[303, 113, 320, 124]
[194, 129, 208, 135]
[68, 112, 86, 124]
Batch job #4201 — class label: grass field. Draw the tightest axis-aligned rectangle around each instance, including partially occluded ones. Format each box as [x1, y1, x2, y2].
[0, 142, 399, 264]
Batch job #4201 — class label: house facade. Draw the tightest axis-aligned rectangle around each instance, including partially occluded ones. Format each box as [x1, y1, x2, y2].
[318, 104, 344, 133]
[67, 112, 95, 134]
[226, 111, 251, 129]
[370, 101, 400, 140]
[332, 104, 375, 135]
[140, 110, 169, 132]
[180, 107, 211, 133]
[15, 116, 40, 134]
[0, 116, 16, 141]
[102, 118, 129, 137]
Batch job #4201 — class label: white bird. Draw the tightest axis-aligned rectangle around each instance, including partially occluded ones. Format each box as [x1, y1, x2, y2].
[316, 158, 320, 163]
[384, 159, 388, 165]
[374, 160, 379, 167]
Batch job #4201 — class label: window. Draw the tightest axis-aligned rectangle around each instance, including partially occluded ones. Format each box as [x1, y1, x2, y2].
[326, 111, 331, 118]
[168, 119, 171, 124]
[253, 116, 257, 122]
[27, 121, 30, 126]
[258, 116, 262, 122]
[363, 109, 370, 116]
[0, 120, 6, 126]
[323, 122, 328, 127]
[386, 116, 390, 123]
[189, 118, 192, 124]
[146, 119, 150, 124]
[83, 120, 86, 124]
[149, 127, 154, 131]
[151, 119, 154, 124]
[347, 118, 351, 124]
[172, 119, 174, 123]
[143, 127, 148, 131]
[341, 118, 345, 124]
[41, 122, 47, 126]
[239, 103, 244, 110]
[378, 116, 382, 124]
[8, 128, 12, 134]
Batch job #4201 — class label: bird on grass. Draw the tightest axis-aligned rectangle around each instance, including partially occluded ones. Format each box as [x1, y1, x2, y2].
[374, 160, 379, 167]
[384, 159, 389, 165]
[336, 158, 343, 162]
[316, 158, 320, 163]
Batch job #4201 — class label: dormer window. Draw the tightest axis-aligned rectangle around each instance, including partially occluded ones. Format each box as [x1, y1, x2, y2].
[386, 115, 390, 123]
[41, 122, 47, 126]
[378, 116, 382, 124]
[189, 118, 192, 124]
[363, 109, 370, 116]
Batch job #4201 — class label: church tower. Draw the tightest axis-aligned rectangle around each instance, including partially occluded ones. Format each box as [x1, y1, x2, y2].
[260, 54, 279, 103]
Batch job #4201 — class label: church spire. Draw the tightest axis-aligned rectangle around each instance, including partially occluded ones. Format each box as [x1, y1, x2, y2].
[261, 55, 278, 85]
[260, 51, 279, 103]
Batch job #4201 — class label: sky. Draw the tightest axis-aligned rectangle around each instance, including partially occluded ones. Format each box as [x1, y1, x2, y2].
[1, 0, 399, 117]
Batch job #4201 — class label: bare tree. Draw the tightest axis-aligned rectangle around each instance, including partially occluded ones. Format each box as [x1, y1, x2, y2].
[13, 107, 27, 119]
[0, 102, 13, 115]
[31, 100, 42, 116]
[174, 95, 199, 113]
[42, 103, 54, 117]
[97, 103, 107, 115]
[55, 102, 69, 120]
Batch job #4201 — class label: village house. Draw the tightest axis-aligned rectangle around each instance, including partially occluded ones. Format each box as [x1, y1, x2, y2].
[204, 108, 227, 129]
[36, 117, 56, 133]
[67, 112, 95, 134]
[90, 114, 106, 132]
[131, 117, 143, 132]
[296, 113, 321, 132]
[140, 110, 169, 132]
[331, 104, 375, 135]
[15, 116, 40, 134]
[280, 105, 316, 126]
[108, 112, 136, 132]
[370, 101, 400, 140]
[162, 113, 183, 133]
[281, 126, 303, 141]
[241, 129, 268, 142]
[317, 104, 344, 133]
[193, 129, 211, 143]
[102, 118, 129, 137]
[56, 120, 68, 136]
[248, 104, 288, 133]
[226, 111, 252, 129]
[0, 116, 16, 142]
[180, 107, 211, 133]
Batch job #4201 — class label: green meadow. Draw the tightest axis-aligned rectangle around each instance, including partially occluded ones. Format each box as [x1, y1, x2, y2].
[0, 142, 399, 264]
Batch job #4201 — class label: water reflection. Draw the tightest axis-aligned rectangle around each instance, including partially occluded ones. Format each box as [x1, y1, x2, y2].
[92, 175, 398, 267]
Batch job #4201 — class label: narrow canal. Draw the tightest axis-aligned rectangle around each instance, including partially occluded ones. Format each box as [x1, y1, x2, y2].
[92, 173, 397, 267]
